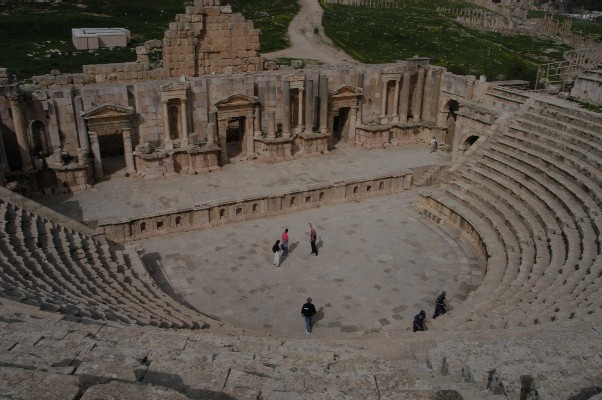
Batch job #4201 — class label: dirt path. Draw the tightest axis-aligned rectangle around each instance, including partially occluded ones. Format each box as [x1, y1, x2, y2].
[262, 0, 358, 64]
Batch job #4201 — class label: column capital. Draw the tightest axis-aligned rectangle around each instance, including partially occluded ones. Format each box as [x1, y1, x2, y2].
[466, 77, 476, 86]
[6, 94, 20, 106]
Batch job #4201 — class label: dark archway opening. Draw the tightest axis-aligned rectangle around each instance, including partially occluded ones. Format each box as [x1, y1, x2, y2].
[226, 116, 245, 160]
[333, 108, 349, 146]
[98, 130, 125, 176]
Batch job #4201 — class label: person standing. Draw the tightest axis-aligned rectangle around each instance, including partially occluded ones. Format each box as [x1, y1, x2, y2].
[433, 291, 448, 318]
[281, 228, 289, 255]
[413, 310, 427, 332]
[309, 223, 318, 256]
[301, 297, 317, 335]
[430, 136, 438, 152]
[272, 240, 282, 267]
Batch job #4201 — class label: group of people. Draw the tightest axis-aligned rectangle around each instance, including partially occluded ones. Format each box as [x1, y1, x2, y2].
[413, 291, 448, 332]
[272, 223, 318, 267]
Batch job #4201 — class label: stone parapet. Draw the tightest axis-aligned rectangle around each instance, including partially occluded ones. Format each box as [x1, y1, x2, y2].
[98, 166, 439, 242]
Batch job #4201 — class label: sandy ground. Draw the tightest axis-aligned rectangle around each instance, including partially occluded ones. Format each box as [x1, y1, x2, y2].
[262, 0, 358, 64]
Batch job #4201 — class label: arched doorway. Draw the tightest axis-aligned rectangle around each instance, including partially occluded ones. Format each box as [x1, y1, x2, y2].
[332, 108, 349, 145]
[215, 94, 260, 164]
[328, 85, 362, 148]
[226, 116, 245, 159]
[464, 135, 479, 148]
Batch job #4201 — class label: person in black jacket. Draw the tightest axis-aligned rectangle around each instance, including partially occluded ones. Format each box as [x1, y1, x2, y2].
[301, 298, 317, 335]
[413, 310, 426, 332]
[272, 240, 282, 267]
[433, 291, 448, 319]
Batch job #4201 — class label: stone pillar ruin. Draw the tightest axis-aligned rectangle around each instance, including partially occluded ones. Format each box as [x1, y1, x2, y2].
[161, 100, 171, 144]
[180, 97, 189, 146]
[206, 122, 216, 146]
[431, 68, 444, 125]
[421, 67, 434, 123]
[348, 107, 358, 143]
[412, 66, 426, 122]
[282, 81, 291, 138]
[399, 67, 412, 123]
[304, 80, 313, 134]
[254, 106, 261, 138]
[297, 87, 305, 132]
[319, 76, 329, 134]
[465, 76, 476, 100]
[217, 117, 229, 163]
[392, 79, 400, 122]
[380, 79, 388, 118]
[7, 95, 33, 171]
[89, 131, 103, 179]
[0, 133, 10, 173]
[267, 110, 276, 140]
[122, 128, 136, 175]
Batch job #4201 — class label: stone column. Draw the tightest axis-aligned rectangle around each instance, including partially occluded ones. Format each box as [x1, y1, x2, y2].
[217, 118, 229, 164]
[412, 66, 425, 122]
[161, 100, 171, 144]
[297, 87, 304, 131]
[206, 122, 216, 146]
[348, 107, 358, 143]
[253, 105, 262, 138]
[282, 81, 291, 138]
[431, 68, 444, 125]
[465, 76, 476, 100]
[267, 110, 276, 140]
[304, 80, 313, 134]
[421, 67, 434, 123]
[246, 115, 255, 157]
[122, 128, 136, 175]
[8, 96, 33, 171]
[180, 97, 189, 145]
[392, 79, 400, 121]
[319, 76, 329, 134]
[89, 131, 103, 179]
[380, 78, 388, 118]
[399, 67, 411, 123]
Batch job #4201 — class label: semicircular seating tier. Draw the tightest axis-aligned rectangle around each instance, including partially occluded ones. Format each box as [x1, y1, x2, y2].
[420, 90, 602, 330]
[0, 187, 212, 330]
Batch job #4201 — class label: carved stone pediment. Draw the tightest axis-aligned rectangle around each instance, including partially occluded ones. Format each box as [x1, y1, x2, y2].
[382, 66, 403, 74]
[81, 104, 134, 120]
[215, 93, 259, 108]
[329, 85, 363, 98]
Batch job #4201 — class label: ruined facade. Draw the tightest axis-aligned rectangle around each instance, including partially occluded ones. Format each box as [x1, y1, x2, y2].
[0, 0, 477, 195]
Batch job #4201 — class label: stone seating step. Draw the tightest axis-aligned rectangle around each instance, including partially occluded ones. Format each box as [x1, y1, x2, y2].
[516, 112, 602, 148]
[501, 131, 601, 187]
[529, 99, 602, 126]
[495, 137, 602, 210]
[507, 124, 602, 171]
[514, 117, 602, 160]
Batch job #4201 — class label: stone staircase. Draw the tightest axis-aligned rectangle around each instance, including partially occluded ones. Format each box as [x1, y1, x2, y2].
[419, 95, 602, 330]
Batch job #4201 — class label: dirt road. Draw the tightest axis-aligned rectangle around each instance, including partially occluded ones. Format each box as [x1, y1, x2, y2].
[262, 0, 358, 64]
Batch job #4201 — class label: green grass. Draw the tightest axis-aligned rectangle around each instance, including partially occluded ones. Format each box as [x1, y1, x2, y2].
[0, 0, 296, 78]
[321, 0, 573, 81]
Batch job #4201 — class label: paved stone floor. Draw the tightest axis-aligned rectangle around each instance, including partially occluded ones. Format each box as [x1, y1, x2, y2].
[39, 143, 467, 339]
[139, 193, 473, 339]
[39, 143, 450, 223]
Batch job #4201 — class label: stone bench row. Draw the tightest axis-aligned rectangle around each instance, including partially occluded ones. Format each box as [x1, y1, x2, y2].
[0, 199, 208, 330]
[0, 299, 454, 400]
[519, 111, 602, 145]
[529, 98, 602, 126]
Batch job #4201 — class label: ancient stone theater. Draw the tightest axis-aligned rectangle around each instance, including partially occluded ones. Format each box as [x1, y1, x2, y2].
[0, 0, 600, 399]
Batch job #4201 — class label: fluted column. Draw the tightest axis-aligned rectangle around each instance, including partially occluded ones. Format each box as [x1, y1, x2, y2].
[8, 96, 33, 170]
[392, 79, 400, 120]
[217, 118, 229, 164]
[89, 131, 103, 179]
[161, 100, 171, 143]
[380, 79, 388, 118]
[412, 66, 425, 122]
[206, 122, 216, 146]
[180, 98, 188, 144]
[267, 110, 276, 140]
[348, 107, 358, 143]
[319, 76, 329, 134]
[304, 80, 313, 134]
[282, 81, 291, 138]
[465, 76, 476, 100]
[253, 105, 261, 138]
[399, 68, 411, 123]
[297, 87, 304, 131]
[421, 67, 434, 123]
[431, 68, 444, 125]
[122, 128, 136, 175]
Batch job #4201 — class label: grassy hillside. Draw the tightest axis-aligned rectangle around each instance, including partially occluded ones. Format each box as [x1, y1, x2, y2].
[321, 0, 573, 81]
[0, 0, 296, 79]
